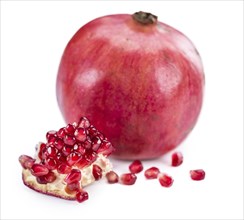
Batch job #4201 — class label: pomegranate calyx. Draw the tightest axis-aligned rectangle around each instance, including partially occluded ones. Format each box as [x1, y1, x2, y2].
[132, 11, 157, 25]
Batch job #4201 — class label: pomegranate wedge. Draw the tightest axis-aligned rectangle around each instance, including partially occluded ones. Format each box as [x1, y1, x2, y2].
[19, 117, 114, 202]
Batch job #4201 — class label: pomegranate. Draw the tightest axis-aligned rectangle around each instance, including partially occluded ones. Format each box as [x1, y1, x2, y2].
[19, 117, 114, 202]
[56, 11, 205, 160]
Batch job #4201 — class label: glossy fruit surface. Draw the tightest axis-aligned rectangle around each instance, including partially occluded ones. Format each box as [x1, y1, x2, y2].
[56, 11, 205, 159]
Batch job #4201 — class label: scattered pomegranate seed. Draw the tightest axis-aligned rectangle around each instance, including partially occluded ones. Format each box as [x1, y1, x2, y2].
[144, 167, 160, 179]
[106, 171, 119, 183]
[30, 164, 49, 177]
[76, 190, 89, 203]
[64, 169, 81, 184]
[19, 155, 35, 169]
[171, 151, 183, 167]
[190, 169, 205, 181]
[129, 160, 143, 173]
[158, 173, 174, 187]
[120, 173, 137, 185]
[92, 164, 103, 180]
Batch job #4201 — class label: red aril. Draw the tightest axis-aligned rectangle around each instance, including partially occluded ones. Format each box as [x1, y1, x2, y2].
[56, 11, 205, 160]
[19, 117, 113, 202]
[129, 160, 143, 173]
[106, 171, 119, 183]
[171, 152, 183, 167]
[158, 173, 174, 187]
[120, 173, 137, 185]
[190, 169, 205, 181]
[144, 167, 160, 179]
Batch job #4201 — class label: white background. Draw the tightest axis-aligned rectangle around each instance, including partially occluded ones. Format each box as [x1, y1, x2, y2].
[1, 1, 243, 219]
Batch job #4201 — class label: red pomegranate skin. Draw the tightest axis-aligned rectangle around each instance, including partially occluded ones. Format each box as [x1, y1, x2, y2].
[56, 13, 205, 160]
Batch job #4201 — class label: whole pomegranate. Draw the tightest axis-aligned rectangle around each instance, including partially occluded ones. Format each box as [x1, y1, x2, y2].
[56, 11, 205, 160]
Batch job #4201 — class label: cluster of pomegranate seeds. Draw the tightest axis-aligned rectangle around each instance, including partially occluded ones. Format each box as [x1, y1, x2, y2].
[19, 117, 114, 203]
[190, 169, 205, 181]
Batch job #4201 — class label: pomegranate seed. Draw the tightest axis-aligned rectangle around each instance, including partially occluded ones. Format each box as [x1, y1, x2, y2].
[84, 150, 97, 164]
[56, 152, 66, 164]
[65, 181, 81, 194]
[76, 190, 89, 203]
[37, 171, 56, 184]
[38, 143, 46, 159]
[57, 163, 71, 174]
[97, 140, 114, 156]
[158, 173, 174, 187]
[57, 127, 66, 138]
[46, 146, 58, 157]
[73, 144, 86, 155]
[62, 145, 73, 156]
[64, 169, 81, 184]
[74, 127, 87, 142]
[91, 136, 102, 151]
[82, 140, 92, 149]
[45, 157, 57, 170]
[78, 117, 90, 128]
[190, 169, 205, 181]
[54, 138, 65, 150]
[106, 171, 119, 183]
[46, 130, 57, 143]
[120, 173, 137, 185]
[30, 164, 49, 177]
[65, 124, 76, 135]
[19, 155, 35, 169]
[87, 126, 98, 137]
[66, 152, 82, 166]
[171, 152, 183, 167]
[92, 164, 102, 180]
[63, 135, 76, 146]
[129, 160, 143, 173]
[144, 167, 160, 179]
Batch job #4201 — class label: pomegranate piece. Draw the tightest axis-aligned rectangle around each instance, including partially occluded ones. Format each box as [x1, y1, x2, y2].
[19, 116, 113, 202]
[190, 169, 205, 181]
[92, 165, 102, 180]
[158, 173, 174, 187]
[144, 167, 160, 179]
[129, 160, 143, 173]
[106, 171, 119, 184]
[76, 190, 89, 203]
[171, 152, 183, 167]
[120, 173, 137, 185]
[56, 11, 205, 160]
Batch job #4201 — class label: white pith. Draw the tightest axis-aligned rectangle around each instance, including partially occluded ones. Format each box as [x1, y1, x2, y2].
[22, 143, 112, 200]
